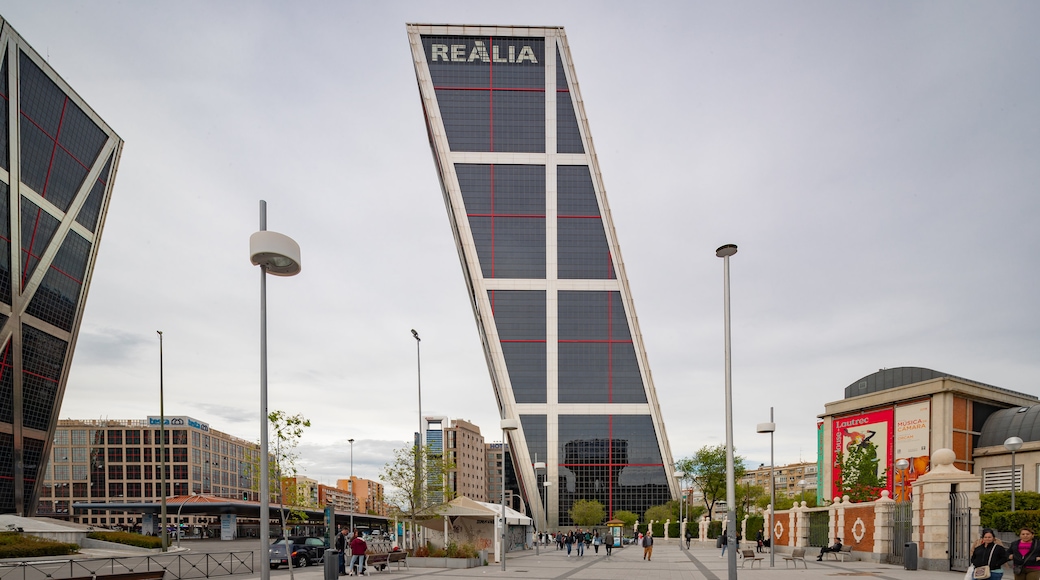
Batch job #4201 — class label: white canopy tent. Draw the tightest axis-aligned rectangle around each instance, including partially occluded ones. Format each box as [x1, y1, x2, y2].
[417, 496, 532, 561]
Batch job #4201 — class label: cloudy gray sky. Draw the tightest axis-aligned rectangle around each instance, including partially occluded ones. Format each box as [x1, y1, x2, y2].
[2, 1, 1037, 488]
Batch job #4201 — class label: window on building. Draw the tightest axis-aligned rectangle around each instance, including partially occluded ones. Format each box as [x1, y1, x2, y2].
[72, 447, 88, 463]
[173, 448, 187, 462]
[126, 465, 141, 479]
[55, 430, 70, 445]
[107, 430, 122, 445]
[71, 430, 87, 445]
[127, 483, 142, 497]
[143, 430, 151, 445]
[144, 465, 153, 479]
[144, 448, 152, 462]
[126, 448, 141, 462]
[192, 431, 200, 447]
[173, 465, 188, 480]
[108, 465, 123, 480]
[108, 483, 124, 497]
[54, 447, 69, 462]
[108, 448, 122, 463]
[126, 430, 141, 444]
[73, 483, 87, 497]
[72, 465, 88, 481]
[53, 483, 70, 497]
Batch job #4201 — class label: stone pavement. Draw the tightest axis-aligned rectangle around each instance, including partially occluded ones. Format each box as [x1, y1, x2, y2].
[236, 539, 968, 580]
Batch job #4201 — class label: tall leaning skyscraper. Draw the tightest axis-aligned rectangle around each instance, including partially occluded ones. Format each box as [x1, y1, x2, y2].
[407, 25, 676, 528]
[0, 17, 123, 515]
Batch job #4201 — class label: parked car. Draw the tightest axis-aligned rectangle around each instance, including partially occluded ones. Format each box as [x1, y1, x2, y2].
[268, 537, 328, 569]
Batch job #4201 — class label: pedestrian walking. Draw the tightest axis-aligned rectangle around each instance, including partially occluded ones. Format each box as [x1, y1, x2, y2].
[565, 530, 573, 556]
[557, 531, 564, 551]
[605, 531, 614, 556]
[971, 529, 1007, 580]
[720, 529, 728, 558]
[756, 529, 764, 553]
[642, 530, 654, 561]
[593, 531, 602, 554]
[576, 529, 585, 557]
[686, 528, 693, 549]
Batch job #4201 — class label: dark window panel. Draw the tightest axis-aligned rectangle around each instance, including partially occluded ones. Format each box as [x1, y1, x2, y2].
[22, 437, 45, 509]
[558, 217, 616, 280]
[558, 291, 630, 341]
[556, 52, 584, 154]
[19, 120, 54, 195]
[0, 432, 12, 512]
[40, 147, 89, 212]
[519, 415, 547, 467]
[21, 325, 68, 431]
[610, 343, 648, 404]
[55, 98, 107, 174]
[18, 51, 65, 138]
[76, 154, 112, 232]
[1, 51, 8, 171]
[437, 89, 490, 152]
[26, 231, 91, 332]
[492, 90, 545, 153]
[557, 165, 598, 216]
[502, 342, 546, 404]
[0, 182, 11, 305]
[19, 197, 61, 289]
[489, 290, 546, 340]
[0, 343, 13, 424]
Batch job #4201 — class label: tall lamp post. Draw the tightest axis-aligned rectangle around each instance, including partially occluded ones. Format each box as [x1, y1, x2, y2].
[500, 419, 519, 571]
[534, 461, 545, 556]
[1005, 437, 1024, 512]
[349, 438, 355, 533]
[716, 243, 738, 580]
[411, 329, 422, 548]
[542, 481, 552, 538]
[894, 458, 910, 502]
[157, 330, 168, 552]
[756, 409, 776, 567]
[250, 200, 302, 580]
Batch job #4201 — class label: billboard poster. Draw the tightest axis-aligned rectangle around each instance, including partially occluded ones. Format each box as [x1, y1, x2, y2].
[832, 408, 894, 502]
[894, 400, 930, 501]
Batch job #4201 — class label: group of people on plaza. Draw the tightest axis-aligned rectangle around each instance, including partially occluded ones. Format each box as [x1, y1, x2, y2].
[538, 529, 615, 556]
[335, 527, 369, 576]
[970, 527, 1040, 580]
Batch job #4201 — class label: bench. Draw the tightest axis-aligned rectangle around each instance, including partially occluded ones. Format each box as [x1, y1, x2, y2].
[823, 545, 854, 562]
[365, 541, 407, 573]
[784, 547, 808, 568]
[740, 549, 764, 568]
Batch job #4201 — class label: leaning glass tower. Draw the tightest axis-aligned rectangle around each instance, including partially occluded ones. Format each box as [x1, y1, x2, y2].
[407, 24, 677, 528]
[0, 17, 123, 515]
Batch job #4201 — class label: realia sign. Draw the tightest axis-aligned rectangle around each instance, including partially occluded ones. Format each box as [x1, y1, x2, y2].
[429, 40, 539, 64]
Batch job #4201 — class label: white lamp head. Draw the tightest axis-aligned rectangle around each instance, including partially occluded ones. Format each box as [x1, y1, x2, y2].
[1005, 436, 1024, 452]
[250, 231, 302, 276]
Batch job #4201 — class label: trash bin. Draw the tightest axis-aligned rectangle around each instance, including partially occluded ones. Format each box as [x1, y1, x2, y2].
[903, 542, 918, 570]
[324, 549, 339, 580]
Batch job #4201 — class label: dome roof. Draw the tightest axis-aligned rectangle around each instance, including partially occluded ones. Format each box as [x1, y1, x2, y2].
[843, 366, 1013, 399]
[978, 405, 1040, 448]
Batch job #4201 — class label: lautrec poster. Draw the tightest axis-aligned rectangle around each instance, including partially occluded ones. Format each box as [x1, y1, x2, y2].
[832, 408, 894, 502]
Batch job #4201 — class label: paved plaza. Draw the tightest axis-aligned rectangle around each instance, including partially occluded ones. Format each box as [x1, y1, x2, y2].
[230, 540, 966, 580]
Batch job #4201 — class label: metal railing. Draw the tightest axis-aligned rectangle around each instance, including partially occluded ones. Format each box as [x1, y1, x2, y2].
[0, 552, 254, 580]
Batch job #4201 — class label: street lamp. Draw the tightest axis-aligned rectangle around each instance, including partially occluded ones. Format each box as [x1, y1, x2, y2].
[797, 479, 807, 504]
[349, 438, 355, 533]
[1005, 436, 1024, 512]
[894, 458, 910, 502]
[716, 243, 738, 580]
[534, 461, 545, 556]
[157, 330, 168, 552]
[250, 200, 302, 580]
[411, 329, 422, 548]
[175, 493, 205, 549]
[542, 481, 552, 538]
[500, 419, 519, 571]
[756, 410, 776, 567]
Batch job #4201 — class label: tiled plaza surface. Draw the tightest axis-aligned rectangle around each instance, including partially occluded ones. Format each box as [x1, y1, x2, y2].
[220, 539, 968, 580]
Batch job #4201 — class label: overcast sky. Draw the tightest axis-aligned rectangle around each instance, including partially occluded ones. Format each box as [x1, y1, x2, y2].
[2, 1, 1038, 489]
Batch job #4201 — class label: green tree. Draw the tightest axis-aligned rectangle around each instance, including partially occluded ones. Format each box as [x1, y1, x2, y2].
[738, 483, 766, 520]
[644, 504, 672, 524]
[612, 509, 638, 529]
[570, 499, 606, 527]
[678, 445, 746, 519]
[839, 440, 887, 502]
[380, 444, 454, 551]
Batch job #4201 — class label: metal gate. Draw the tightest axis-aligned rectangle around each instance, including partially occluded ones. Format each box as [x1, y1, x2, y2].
[808, 511, 830, 547]
[950, 491, 972, 571]
[891, 501, 912, 565]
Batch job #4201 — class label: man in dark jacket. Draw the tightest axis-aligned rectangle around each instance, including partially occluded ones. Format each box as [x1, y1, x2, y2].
[335, 528, 349, 575]
[818, 538, 844, 561]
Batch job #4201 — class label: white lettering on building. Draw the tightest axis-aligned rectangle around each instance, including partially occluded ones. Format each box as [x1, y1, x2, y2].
[430, 42, 538, 64]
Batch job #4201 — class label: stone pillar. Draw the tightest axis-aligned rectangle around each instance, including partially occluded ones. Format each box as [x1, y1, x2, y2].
[788, 509, 797, 547]
[913, 448, 981, 571]
[828, 496, 840, 545]
[796, 502, 810, 548]
[665, 519, 670, 539]
[873, 490, 895, 562]
[836, 495, 849, 543]
[700, 515, 709, 542]
[741, 514, 748, 549]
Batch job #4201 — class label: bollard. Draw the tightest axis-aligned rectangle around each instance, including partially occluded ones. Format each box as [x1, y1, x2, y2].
[324, 549, 339, 580]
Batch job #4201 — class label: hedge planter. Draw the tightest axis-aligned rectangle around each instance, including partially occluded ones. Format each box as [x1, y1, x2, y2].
[408, 557, 482, 568]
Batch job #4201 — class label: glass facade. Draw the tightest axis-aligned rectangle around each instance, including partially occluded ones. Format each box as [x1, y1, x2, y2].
[410, 25, 677, 528]
[0, 19, 123, 515]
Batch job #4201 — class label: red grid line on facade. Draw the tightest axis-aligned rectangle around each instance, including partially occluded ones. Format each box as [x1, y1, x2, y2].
[558, 339, 632, 344]
[39, 98, 69, 202]
[560, 463, 663, 468]
[500, 339, 546, 343]
[19, 101, 103, 181]
[22, 368, 59, 383]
